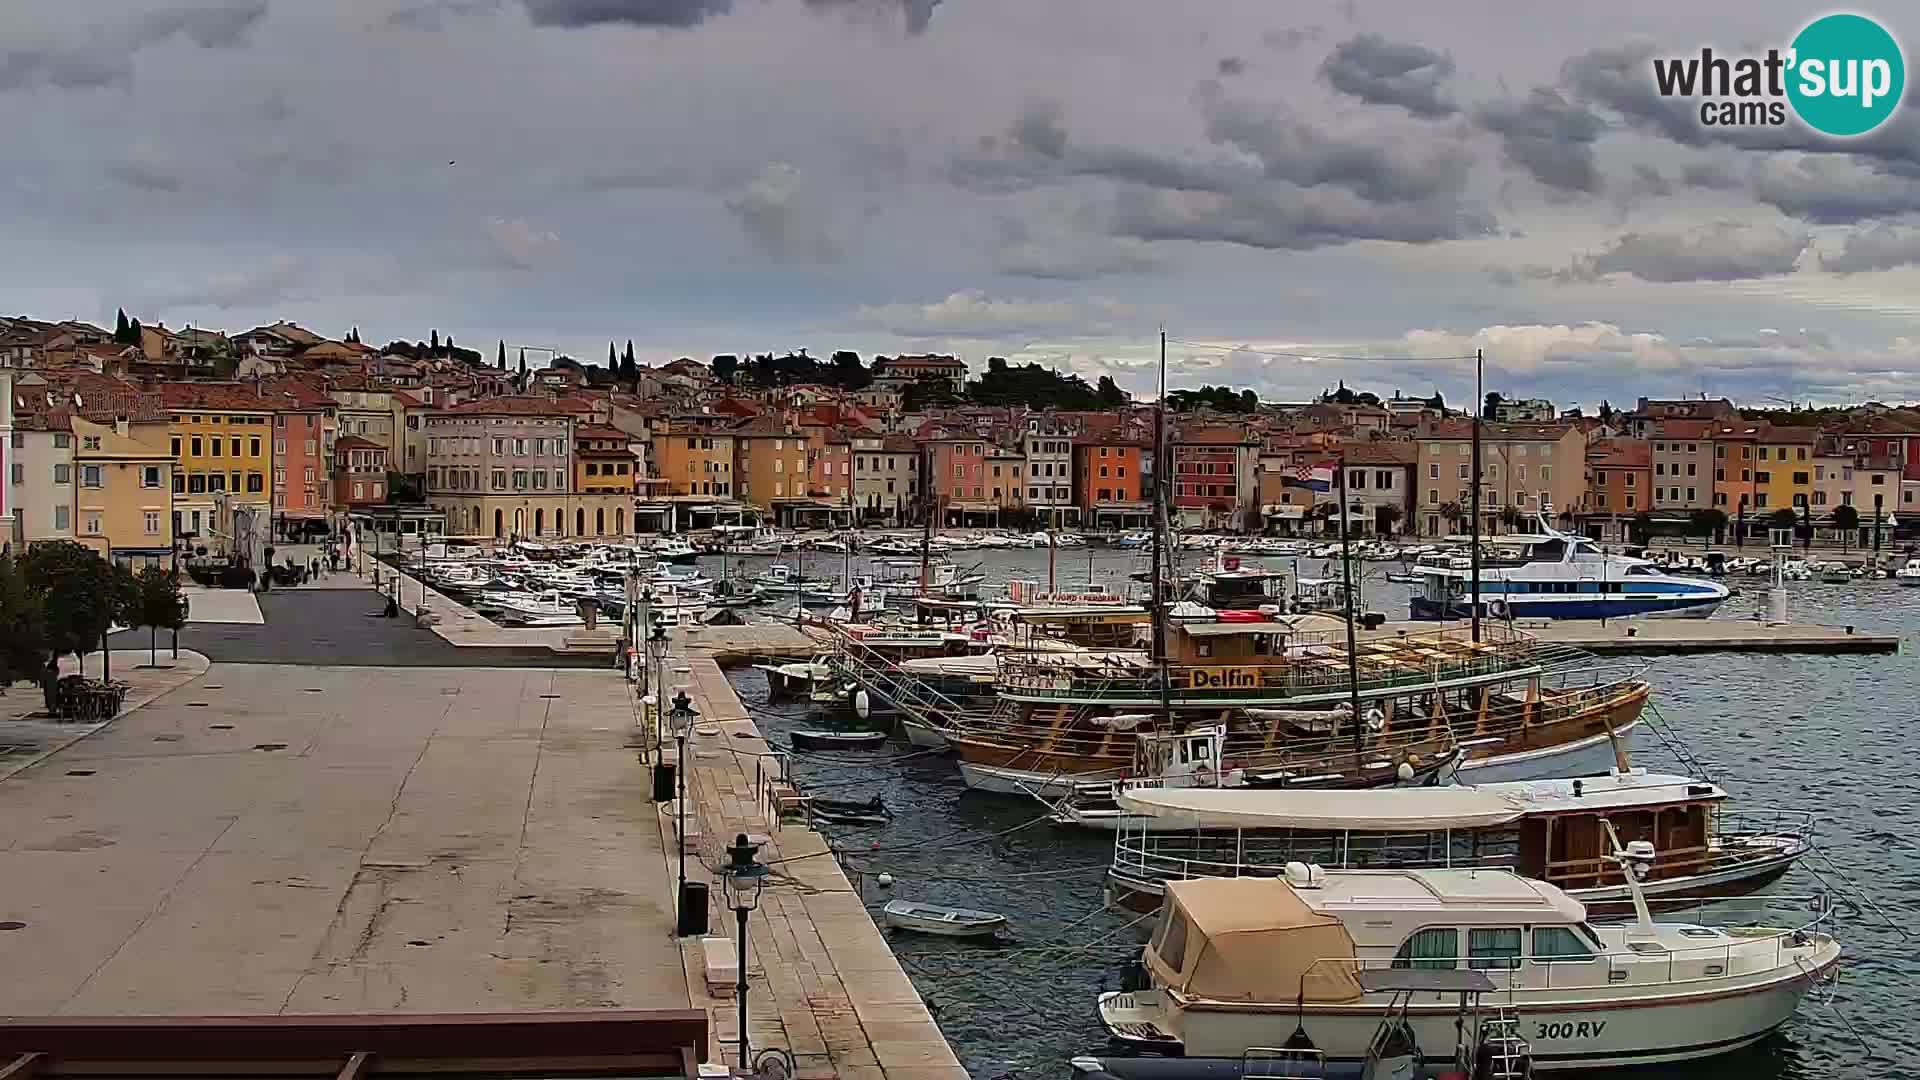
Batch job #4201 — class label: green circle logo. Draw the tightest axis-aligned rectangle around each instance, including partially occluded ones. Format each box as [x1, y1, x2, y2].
[1787, 13, 1905, 136]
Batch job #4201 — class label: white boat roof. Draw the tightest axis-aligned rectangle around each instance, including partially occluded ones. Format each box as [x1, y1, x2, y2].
[1179, 620, 1299, 637]
[1300, 868, 1585, 922]
[899, 654, 998, 675]
[1116, 771, 1720, 830]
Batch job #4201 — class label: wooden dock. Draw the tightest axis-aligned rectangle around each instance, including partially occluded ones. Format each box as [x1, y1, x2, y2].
[1373, 619, 1898, 655]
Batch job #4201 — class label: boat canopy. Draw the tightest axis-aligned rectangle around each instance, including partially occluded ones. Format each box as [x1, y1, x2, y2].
[1147, 878, 1363, 1004]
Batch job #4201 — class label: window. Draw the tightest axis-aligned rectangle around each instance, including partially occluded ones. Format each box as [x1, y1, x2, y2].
[1754, 471, 1769, 483]
[210, 437, 222, 458]
[1457, 463, 1469, 479]
[141, 465, 161, 488]
[1624, 473, 1636, 487]
[513, 469, 529, 490]
[1594, 470, 1607, 485]
[1468, 927, 1522, 970]
[1428, 488, 1439, 504]
[188, 474, 207, 494]
[250, 436, 261, 457]
[54, 505, 69, 531]
[491, 468, 507, 490]
[231, 438, 241, 457]
[247, 472, 264, 493]
[1428, 462, 1439, 479]
[171, 472, 184, 494]
[53, 463, 70, 484]
[1872, 473, 1886, 485]
[1391, 927, 1457, 970]
[1531, 926, 1595, 962]
[52, 433, 69, 448]
[80, 465, 102, 488]
[144, 511, 162, 535]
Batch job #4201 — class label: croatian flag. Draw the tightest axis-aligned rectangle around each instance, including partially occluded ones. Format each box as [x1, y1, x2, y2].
[1284, 464, 1334, 493]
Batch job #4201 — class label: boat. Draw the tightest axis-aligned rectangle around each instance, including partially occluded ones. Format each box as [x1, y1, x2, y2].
[789, 729, 890, 751]
[493, 590, 587, 626]
[650, 537, 700, 564]
[1818, 562, 1855, 584]
[1074, 968, 1526, 1080]
[808, 794, 890, 826]
[1097, 863, 1840, 1070]
[947, 617, 1650, 798]
[1409, 513, 1729, 620]
[1897, 558, 1920, 586]
[881, 899, 1007, 938]
[754, 660, 832, 700]
[1096, 769, 1814, 915]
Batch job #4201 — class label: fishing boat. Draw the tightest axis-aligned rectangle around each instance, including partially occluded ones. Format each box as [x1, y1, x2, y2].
[493, 590, 586, 626]
[1896, 558, 1920, 586]
[881, 899, 1007, 938]
[650, 537, 700, 564]
[789, 729, 890, 751]
[754, 660, 833, 700]
[1410, 514, 1729, 620]
[1097, 862, 1839, 1070]
[1097, 769, 1814, 914]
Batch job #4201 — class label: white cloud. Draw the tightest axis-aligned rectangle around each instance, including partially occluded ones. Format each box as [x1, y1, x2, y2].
[854, 289, 1137, 338]
[484, 217, 561, 271]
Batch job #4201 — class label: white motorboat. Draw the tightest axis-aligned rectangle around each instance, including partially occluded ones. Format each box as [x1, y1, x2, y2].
[493, 590, 586, 626]
[1896, 558, 1920, 586]
[881, 899, 1007, 938]
[649, 537, 700, 563]
[1098, 863, 1839, 1070]
[754, 660, 831, 700]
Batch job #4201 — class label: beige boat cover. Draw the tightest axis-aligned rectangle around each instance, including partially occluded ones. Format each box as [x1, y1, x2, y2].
[1146, 878, 1363, 1004]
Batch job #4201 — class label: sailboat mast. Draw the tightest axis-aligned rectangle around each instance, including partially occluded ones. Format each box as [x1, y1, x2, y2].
[1471, 347, 1484, 642]
[1336, 453, 1363, 755]
[918, 445, 932, 592]
[1152, 330, 1171, 724]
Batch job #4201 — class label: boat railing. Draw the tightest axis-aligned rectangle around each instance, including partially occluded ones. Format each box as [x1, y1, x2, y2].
[1281, 904, 1838, 997]
[997, 654, 1548, 703]
[1110, 831, 1523, 888]
[1714, 808, 1819, 847]
[816, 620, 986, 731]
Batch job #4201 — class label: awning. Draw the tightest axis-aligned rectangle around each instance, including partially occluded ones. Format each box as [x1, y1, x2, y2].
[1147, 878, 1362, 1004]
[1116, 786, 1530, 831]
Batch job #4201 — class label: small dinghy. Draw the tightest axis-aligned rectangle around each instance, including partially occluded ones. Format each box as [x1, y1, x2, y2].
[790, 729, 889, 751]
[809, 794, 890, 826]
[882, 899, 1007, 938]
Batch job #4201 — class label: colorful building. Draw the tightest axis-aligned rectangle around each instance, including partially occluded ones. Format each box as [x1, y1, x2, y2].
[422, 396, 628, 540]
[1171, 428, 1260, 530]
[1077, 439, 1150, 528]
[71, 413, 175, 567]
[160, 384, 275, 545]
[332, 435, 389, 509]
[574, 424, 637, 496]
[267, 380, 336, 539]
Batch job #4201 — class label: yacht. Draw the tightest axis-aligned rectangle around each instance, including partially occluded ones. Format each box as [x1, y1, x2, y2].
[1410, 513, 1729, 620]
[1098, 864, 1839, 1070]
[1896, 558, 1920, 587]
[649, 537, 700, 564]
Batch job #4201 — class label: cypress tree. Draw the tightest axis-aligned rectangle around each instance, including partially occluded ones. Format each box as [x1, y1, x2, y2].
[114, 309, 130, 343]
[497, 340, 506, 369]
[518, 348, 527, 376]
[430, 329, 439, 352]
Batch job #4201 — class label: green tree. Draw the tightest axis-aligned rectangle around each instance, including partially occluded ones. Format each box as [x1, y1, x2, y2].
[1376, 504, 1404, 536]
[1424, 391, 1445, 410]
[711, 354, 739, 385]
[518, 348, 527, 376]
[22, 541, 117, 668]
[828, 350, 871, 390]
[1688, 507, 1728, 545]
[497, 339, 507, 369]
[132, 565, 187, 667]
[0, 554, 45, 690]
[1097, 375, 1127, 407]
[904, 376, 964, 411]
[1833, 503, 1860, 551]
[1598, 400, 1616, 424]
[1483, 392, 1504, 420]
[128, 317, 143, 344]
[430, 329, 440, 352]
[114, 308, 131, 343]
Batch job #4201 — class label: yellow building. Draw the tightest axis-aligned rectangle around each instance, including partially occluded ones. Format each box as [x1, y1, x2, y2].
[657, 423, 738, 498]
[1753, 426, 1819, 513]
[72, 415, 176, 568]
[160, 384, 274, 543]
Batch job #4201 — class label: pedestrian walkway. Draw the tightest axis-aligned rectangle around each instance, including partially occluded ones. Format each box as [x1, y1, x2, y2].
[658, 647, 967, 1080]
[0, 647, 210, 783]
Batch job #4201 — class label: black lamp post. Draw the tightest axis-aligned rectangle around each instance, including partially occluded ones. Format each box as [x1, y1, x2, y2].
[671, 688, 698, 930]
[647, 621, 670, 753]
[1736, 495, 1748, 549]
[721, 832, 768, 1070]
[1874, 493, 1885, 555]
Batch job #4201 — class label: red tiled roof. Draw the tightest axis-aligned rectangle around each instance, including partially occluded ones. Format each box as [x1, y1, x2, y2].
[1336, 440, 1419, 465]
[1649, 418, 1713, 439]
[1586, 438, 1651, 467]
[333, 435, 385, 451]
[438, 395, 582, 417]
[157, 382, 277, 411]
[574, 423, 628, 440]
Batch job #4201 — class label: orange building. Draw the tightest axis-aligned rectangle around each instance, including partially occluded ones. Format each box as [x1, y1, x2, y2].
[1076, 438, 1150, 528]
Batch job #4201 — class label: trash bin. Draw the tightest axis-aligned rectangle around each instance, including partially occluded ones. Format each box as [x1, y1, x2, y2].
[676, 881, 709, 937]
[652, 762, 675, 803]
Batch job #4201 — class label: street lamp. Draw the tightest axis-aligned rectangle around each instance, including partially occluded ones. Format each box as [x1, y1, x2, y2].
[721, 831, 768, 1070]
[647, 621, 671, 755]
[671, 688, 699, 931]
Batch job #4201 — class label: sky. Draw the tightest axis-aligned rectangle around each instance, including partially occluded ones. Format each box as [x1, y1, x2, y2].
[7, 0, 1920, 410]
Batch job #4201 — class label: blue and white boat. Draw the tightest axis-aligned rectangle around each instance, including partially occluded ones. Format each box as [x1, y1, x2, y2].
[1409, 514, 1729, 620]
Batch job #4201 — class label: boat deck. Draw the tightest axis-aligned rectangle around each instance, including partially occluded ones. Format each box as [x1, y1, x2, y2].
[1371, 619, 1899, 655]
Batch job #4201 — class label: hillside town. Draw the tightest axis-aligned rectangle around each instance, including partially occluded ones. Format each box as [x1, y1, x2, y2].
[1, 311, 1916, 566]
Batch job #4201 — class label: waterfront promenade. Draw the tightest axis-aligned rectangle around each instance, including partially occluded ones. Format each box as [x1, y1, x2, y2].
[0, 582, 964, 1080]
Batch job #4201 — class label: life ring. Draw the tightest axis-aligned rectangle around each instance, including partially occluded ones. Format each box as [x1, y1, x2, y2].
[853, 689, 871, 720]
[1487, 598, 1511, 620]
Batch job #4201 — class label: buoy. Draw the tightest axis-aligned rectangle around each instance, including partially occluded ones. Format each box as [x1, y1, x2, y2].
[854, 689, 871, 719]
[877, 872, 894, 888]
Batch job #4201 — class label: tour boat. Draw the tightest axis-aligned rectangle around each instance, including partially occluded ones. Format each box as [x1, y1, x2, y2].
[1097, 864, 1839, 1070]
[1410, 515, 1729, 621]
[943, 616, 1649, 798]
[1094, 769, 1814, 914]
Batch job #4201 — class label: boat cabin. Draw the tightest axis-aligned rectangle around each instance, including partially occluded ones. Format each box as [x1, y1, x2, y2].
[1171, 620, 1300, 664]
[1107, 771, 1812, 910]
[1190, 560, 1290, 610]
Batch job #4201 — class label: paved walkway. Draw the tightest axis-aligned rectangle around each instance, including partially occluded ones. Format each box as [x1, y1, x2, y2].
[0, 661, 689, 1016]
[182, 587, 265, 625]
[0, 648, 211, 783]
[661, 643, 967, 1080]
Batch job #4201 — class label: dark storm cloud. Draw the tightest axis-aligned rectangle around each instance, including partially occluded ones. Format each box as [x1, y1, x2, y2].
[1110, 183, 1494, 251]
[1472, 88, 1604, 193]
[726, 163, 841, 262]
[0, 1, 266, 92]
[1822, 224, 1920, 274]
[1318, 33, 1456, 119]
[1570, 221, 1810, 282]
[1748, 155, 1920, 224]
[1195, 82, 1470, 204]
[522, 0, 941, 32]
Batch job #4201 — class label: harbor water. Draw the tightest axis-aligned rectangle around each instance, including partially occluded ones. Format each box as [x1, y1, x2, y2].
[712, 546, 1916, 1079]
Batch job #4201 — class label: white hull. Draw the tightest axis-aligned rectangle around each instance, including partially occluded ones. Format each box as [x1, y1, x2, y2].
[1102, 951, 1836, 1070]
[1454, 722, 1638, 784]
[900, 717, 951, 749]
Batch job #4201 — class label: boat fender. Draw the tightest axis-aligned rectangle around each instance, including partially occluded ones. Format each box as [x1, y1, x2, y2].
[1396, 761, 1415, 782]
[1487, 598, 1510, 620]
[854, 689, 871, 720]
[876, 872, 894, 888]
